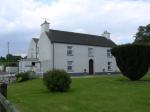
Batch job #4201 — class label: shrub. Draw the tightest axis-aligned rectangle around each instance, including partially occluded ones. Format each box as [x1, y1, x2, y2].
[43, 70, 71, 92]
[16, 71, 37, 82]
[111, 44, 150, 81]
[28, 71, 37, 79]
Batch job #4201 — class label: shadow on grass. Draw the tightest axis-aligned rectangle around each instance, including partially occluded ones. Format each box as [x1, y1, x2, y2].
[116, 72, 150, 83]
[37, 87, 75, 95]
[117, 78, 150, 83]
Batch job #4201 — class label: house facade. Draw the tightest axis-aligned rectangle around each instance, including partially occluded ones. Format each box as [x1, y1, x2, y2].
[19, 21, 119, 75]
[38, 21, 119, 74]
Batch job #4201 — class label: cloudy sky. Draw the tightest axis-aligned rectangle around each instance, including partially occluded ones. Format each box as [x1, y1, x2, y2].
[0, 0, 150, 57]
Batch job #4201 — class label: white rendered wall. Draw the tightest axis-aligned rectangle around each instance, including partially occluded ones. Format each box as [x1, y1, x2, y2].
[19, 60, 32, 72]
[6, 67, 18, 73]
[27, 40, 37, 58]
[53, 43, 119, 74]
[19, 60, 40, 73]
[38, 33, 52, 72]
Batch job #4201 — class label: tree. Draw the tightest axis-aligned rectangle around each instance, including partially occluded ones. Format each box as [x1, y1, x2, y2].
[0, 56, 6, 61]
[134, 24, 150, 44]
[111, 44, 150, 81]
[6, 54, 22, 61]
[43, 70, 71, 92]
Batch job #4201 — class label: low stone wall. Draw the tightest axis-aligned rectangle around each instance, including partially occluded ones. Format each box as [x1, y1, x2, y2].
[0, 93, 18, 112]
[0, 74, 16, 84]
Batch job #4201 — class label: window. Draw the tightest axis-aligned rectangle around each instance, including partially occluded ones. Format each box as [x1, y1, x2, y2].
[88, 48, 94, 57]
[67, 46, 73, 56]
[67, 61, 73, 71]
[108, 61, 112, 71]
[107, 49, 112, 57]
[32, 62, 35, 66]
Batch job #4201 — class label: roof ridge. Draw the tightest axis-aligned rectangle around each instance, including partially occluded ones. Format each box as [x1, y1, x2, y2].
[45, 29, 116, 47]
[32, 38, 39, 40]
[50, 29, 104, 38]
[32, 38, 39, 43]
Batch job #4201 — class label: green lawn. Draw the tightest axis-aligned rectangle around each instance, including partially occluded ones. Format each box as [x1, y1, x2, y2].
[8, 74, 150, 112]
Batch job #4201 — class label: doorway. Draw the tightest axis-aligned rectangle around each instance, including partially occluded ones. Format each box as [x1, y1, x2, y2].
[89, 59, 94, 75]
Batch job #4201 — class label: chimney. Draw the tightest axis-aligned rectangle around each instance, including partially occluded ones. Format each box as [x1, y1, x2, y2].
[41, 20, 50, 33]
[102, 31, 110, 39]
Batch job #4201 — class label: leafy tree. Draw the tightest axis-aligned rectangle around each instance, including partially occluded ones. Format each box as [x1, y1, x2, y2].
[6, 54, 21, 61]
[0, 54, 22, 67]
[111, 44, 150, 81]
[43, 70, 71, 92]
[134, 24, 150, 44]
[0, 56, 6, 61]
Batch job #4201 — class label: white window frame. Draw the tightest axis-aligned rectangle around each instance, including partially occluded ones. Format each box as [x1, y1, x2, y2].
[88, 48, 94, 57]
[67, 46, 73, 56]
[67, 61, 73, 72]
[107, 61, 112, 71]
[107, 49, 112, 58]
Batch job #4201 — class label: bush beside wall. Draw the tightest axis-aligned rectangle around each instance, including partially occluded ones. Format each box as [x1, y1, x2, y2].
[16, 71, 37, 82]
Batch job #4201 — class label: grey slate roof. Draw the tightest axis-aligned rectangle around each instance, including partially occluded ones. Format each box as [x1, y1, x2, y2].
[32, 38, 39, 43]
[45, 29, 116, 47]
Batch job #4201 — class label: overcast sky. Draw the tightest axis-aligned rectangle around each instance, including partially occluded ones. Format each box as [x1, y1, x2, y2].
[0, 0, 150, 57]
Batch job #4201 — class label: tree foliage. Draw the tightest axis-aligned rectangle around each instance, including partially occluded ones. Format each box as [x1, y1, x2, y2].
[134, 24, 150, 44]
[43, 70, 71, 92]
[16, 71, 37, 82]
[6, 54, 22, 61]
[111, 44, 150, 81]
[0, 54, 22, 67]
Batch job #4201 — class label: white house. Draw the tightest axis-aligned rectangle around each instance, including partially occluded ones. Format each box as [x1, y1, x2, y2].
[19, 58, 41, 73]
[5, 66, 18, 74]
[37, 21, 119, 75]
[19, 21, 119, 75]
[27, 38, 39, 59]
[19, 38, 41, 73]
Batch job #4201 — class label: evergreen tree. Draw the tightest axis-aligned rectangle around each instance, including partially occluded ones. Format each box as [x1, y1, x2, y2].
[134, 24, 150, 44]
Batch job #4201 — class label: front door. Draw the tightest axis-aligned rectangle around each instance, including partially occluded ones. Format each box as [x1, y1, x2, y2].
[89, 59, 94, 75]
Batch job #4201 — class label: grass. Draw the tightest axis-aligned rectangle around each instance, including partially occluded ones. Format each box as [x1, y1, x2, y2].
[8, 74, 150, 112]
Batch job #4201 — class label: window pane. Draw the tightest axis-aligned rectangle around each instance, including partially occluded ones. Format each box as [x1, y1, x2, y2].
[108, 62, 111, 65]
[67, 61, 73, 71]
[88, 48, 94, 57]
[67, 46, 73, 56]
[107, 49, 112, 57]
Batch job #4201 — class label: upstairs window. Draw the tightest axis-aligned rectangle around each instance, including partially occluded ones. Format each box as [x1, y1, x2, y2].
[108, 61, 112, 71]
[88, 48, 94, 57]
[67, 61, 73, 71]
[107, 49, 112, 58]
[67, 46, 73, 56]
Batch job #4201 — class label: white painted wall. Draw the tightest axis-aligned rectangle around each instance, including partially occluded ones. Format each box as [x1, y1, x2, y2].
[19, 59, 41, 73]
[27, 39, 38, 58]
[41, 21, 49, 33]
[0, 66, 4, 72]
[53, 43, 119, 74]
[38, 33, 52, 72]
[6, 67, 18, 73]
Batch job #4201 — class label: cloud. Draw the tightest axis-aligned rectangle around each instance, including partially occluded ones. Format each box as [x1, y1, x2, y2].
[0, 0, 150, 56]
